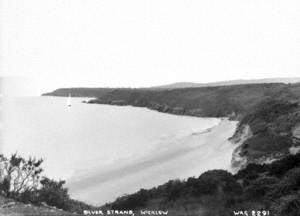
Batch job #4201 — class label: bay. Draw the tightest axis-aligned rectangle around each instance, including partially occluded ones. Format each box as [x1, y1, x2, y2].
[1, 96, 237, 204]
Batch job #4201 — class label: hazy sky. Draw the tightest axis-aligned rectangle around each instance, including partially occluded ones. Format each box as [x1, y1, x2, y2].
[1, 0, 300, 95]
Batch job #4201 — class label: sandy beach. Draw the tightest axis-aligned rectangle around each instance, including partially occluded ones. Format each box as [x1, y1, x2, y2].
[67, 119, 237, 205]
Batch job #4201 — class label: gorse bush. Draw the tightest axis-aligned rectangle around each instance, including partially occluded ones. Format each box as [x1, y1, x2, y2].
[0, 153, 93, 213]
[0, 153, 43, 198]
[244, 176, 279, 200]
[38, 177, 70, 210]
[273, 168, 300, 197]
[272, 193, 300, 216]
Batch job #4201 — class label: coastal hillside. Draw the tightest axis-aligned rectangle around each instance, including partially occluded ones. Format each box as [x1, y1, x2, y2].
[45, 83, 300, 118]
[152, 77, 300, 89]
[87, 83, 299, 118]
[42, 87, 116, 98]
[102, 153, 300, 216]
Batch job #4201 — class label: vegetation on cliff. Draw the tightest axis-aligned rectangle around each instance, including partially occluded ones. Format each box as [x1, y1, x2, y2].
[231, 99, 300, 168]
[44, 83, 300, 118]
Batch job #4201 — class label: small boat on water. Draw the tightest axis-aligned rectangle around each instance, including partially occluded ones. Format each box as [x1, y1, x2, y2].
[67, 94, 72, 108]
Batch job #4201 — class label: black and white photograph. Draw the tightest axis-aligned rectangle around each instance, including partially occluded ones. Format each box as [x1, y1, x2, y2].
[0, 1, 300, 215]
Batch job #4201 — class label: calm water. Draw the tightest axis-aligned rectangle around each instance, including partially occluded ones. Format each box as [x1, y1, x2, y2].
[1, 96, 237, 204]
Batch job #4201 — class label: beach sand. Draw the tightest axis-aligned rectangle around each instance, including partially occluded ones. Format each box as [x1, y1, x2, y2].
[67, 119, 237, 205]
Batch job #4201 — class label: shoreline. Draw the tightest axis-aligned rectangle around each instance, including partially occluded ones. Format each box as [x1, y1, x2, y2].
[67, 119, 237, 205]
[86, 98, 227, 119]
[43, 95, 224, 121]
[43, 94, 236, 119]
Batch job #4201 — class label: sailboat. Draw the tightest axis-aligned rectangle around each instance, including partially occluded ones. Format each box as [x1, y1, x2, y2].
[67, 94, 72, 108]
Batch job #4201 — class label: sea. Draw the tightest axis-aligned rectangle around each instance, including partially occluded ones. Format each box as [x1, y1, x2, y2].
[1, 96, 237, 205]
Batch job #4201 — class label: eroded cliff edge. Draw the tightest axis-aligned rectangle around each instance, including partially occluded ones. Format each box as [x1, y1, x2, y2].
[230, 99, 300, 170]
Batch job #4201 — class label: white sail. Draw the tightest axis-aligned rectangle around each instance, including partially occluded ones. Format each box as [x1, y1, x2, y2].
[67, 94, 72, 107]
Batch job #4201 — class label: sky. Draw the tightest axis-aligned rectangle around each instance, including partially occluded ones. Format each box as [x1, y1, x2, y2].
[0, 0, 300, 95]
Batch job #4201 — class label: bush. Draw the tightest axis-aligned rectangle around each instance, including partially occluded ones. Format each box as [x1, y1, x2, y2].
[18, 190, 39, 204]
[38, 177, 70, 210]
[199, 170, 242, 196]
[0, 153, 96, 213]
[272, 168, 300, 197]
[244, 176, 279, 200]
[165, 180, 184, 200]
[272, 193, 300, 216]
[235, 163, 267, 182]
[0, 153, 43, 198]
[268, 153, 300, 177]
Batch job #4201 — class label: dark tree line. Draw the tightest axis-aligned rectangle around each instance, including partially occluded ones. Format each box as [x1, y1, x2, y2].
[103, 153, 300, 216]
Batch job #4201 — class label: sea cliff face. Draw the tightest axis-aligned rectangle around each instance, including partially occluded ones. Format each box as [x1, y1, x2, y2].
[230, 125, 253, 171]
[230, 99, 300, 170]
